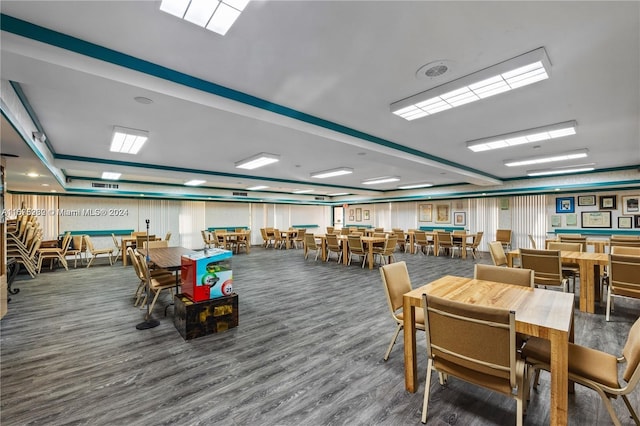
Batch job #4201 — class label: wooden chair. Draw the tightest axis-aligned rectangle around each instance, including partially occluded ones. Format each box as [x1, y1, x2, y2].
[374, 235, 397, 265]
[128, 247, 174, 306]
[136, 235, 155, 251]
[519, 248, 568, 292]
[606, 254, 640, 321]
[436, 232, 458, 257]
[83, 235, 114, 268]
[393, 230, 406, 252]
[66, 235, 86, 268]
[134, 251, 176, 315]
[559, 235, 587, 252]
[528, 234, 537, 249]
[164, 231, 172, 242]
[465, 231, 484, 259]
[379, 261, 425, 361]
[293, 228, 306, 249]
[547, 241, 582, 292]
[347, 235, 367, 268]
[235, 231, 249, 253]
[37, 231, 72, 273]
[259, 228, 273, 248]
[474, 264, 534, 287]
[201, 230, 213, 249]
[610, 236, 640, 250]
[326, 233, 342, 263]
[143, 240, 168, 249]
[421, 293, 527, 425]
[413, 231, 431, 256]
[496, 229, 512, 251]
[326, 226, 334, 234]
[488, 241, 509, 267]
[303, 233, 321, 261]
[523, 317, 640, 426]
[272, 229, 285, 249]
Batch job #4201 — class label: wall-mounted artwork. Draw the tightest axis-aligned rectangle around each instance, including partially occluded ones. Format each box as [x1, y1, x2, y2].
[618, 216, 632, 229]
[566, 213, 577, 226]
[622, 196, 640, 215]
[355, 208, 362, 222]
[453, 212, 466, 226]
[551, 215, 562, 227]
[599, 195, 617, 210]
[363, 210, 370, 220]
[418, 204, 433, 222]
[577, 195, 596, 206]
[556, 197, 575, 213]
[435, 203, 450, 224]
[581, 211, 612, 228]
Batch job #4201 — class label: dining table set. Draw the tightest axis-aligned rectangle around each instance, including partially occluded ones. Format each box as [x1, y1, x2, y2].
[308, 233, 388, 270]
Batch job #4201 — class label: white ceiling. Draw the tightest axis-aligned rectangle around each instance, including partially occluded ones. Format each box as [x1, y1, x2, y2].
[1, 1, 639, 200]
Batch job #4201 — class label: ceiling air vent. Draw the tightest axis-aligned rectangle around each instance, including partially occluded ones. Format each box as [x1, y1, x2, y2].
[314, 196, 325, 201]
[233, 191, 248, 197]
[92, 182, 119, 189]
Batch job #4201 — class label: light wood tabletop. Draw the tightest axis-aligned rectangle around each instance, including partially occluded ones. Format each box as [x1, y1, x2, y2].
[403, 275, 574, 425]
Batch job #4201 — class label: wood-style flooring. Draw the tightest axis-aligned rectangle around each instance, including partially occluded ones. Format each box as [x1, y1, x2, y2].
[1, 246, 639, 425]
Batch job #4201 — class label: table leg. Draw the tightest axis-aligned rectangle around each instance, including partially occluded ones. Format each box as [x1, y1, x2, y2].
[461, 238, 467, 259]
[342, 241, 349, 265]
[403, 296, 418, 393]
[578, 259, 596, 314]
[368, 243, 374, 269]
[122, 240, 128, 267]
[548, 328, 570, 425]
[409, 233, 415, 254]
[507, 252, 516, 268]
[320, 238, 327, 261]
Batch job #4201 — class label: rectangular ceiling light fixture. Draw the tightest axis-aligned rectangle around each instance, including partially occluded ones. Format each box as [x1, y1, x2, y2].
[504, 149, 588, 167]
[311, 167, 353, 179]
[362, 176, 401, 185]
[327, 192, 349, 196]
[247, 185, 268, 190]
[391, 47, 551, 121]
[185, 179, 206, 186]
[397, 182, 433, 189]
[101, 172, 121, 180]
[467, 120, 577, 152]
[293, 189, 314, 194]
[235, 153, 280, 170]
[110, 126, 148, 154]
[160, 0, 250, 36]
[526, 163, 595, 176]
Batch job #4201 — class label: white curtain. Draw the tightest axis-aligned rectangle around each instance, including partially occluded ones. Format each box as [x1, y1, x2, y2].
[511, 194, 548, 250]
[7, 194, 58, 240]
[468, 197, 498, 252]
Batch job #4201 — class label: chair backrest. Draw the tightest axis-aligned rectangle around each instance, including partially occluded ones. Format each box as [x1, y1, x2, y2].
[260, 228, 268, 240]
[380, 261, 412, 315]
[383, 235, 398, 255]
[559, 236, 587, 252]
[611, 246, 640, 256]
[326, 226, 335, 234]
[83, 235, 95, 252]
[474, 264, 534, 287]
[132, 231, 146, 237]
[112, 233, 120, 248]
[422, 293, 517, 390]
[488, 241, 508, 267]
[326, 234, 340, 250]
[144, 240, 168, 249]
[304, 233, 317, 249]
[71, 235, 85, 252]
[136, 235, 155, 248]
[60, 232, 72, 253]
[547, 242, 582, 252]
[437, 232, 452, 245]
[610, 238, 640, 249]
[165, 231, 171, 241]
[414, 231, 427, 244]
[519, 248, 564, 287]
[472, 231, 484, 247]
[496, 229, 512, 244]
[295, 229, 306, 239]
[528, 234, 537, 249]
[375, 228, 384, 232]
[622, 317, 640, 383]
[340, 228, 350, 235]
[453, 230, 466, 235]
[347, 235, 364, 252]
[373, 232, 386, 238]
[609, 254, 640, 300]
[128, 247, 144, 281]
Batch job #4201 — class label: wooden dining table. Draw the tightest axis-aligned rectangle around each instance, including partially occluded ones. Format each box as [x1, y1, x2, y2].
[507, 249, 609, 313]
[403, 275, 574, 425]
[121, 235, 161, 266]
[138, 246, 196, 290]
[221, 231, 251, 254]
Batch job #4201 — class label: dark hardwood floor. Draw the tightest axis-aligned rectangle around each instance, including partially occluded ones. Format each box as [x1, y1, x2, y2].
[1, 246, 638, 425]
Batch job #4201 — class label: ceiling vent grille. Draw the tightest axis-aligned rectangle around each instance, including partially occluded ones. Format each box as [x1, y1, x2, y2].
[233, 191, 248, 197]
[314, 196, 325, 201]
[92, 182, 119, 189]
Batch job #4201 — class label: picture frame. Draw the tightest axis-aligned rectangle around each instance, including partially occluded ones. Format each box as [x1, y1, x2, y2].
[581, 211, 612, 228]
[622, 195, 640, 215]
[599, 195, 617, 210]
[418, 203, 433, 222]
[618, 216, 632, 229]
[355, 208, 362, 222]
[363, 210, 370, 220]
[636, 215, 640, 229]
[435, 203, 450, 224]
[566, 213, 577, 227]
[499, 198, 509, 210]
[555, 197, 575, 213]
[577, 195, 596, 206]
[453, 211, 466, 226]
[551, 215, 562, 228]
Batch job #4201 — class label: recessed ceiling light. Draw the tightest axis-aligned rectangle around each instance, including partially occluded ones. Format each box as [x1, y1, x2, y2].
[526, 164, 595, 176]
[235, 153, 280, 170]
[362, 176, 400, 185]
[311, 167, 353, 179]
[110, 126, 148, 154]
[397, 183, 433, 189]
[185, 179, 206, 186]
[102, 172, 121, 180]
[247, 185, 268, 190]
[134, 96, 154, 104]
[26, 172, 39, 178]
[293, 189, 314, 194]
[41, 183, 50, 187]
[504, 149, 588, 167]
[467, 121, 577, 152]
[328, 192, 349, 196]
[160, 0, 250, 36]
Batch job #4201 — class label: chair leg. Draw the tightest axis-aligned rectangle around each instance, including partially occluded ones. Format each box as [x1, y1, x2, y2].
[622, 395, 640, 425]
[384, 324, 402, 361]
[421, 360, 434, 424]
[606, 286, 612, 321]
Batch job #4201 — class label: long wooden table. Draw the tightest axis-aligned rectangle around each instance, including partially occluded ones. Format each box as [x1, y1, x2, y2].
[507, 250, 609, 313]
[545, 238, 609, 253]
[121, 235, 161, 266]
[312, 235, 385, 269]
[403, 276, 574, 425]
[138, 246, 196, 292]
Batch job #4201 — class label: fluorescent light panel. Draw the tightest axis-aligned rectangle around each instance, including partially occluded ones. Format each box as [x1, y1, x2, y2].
[362, 176, 400, 185]
[101, 172, 121, 180]
[247, 185, 268, 190]
[527, 163, 595, 176]
[391, 48, 551, 120]
[293, 189, 314, 194]
[110, 126, 148, 154]
[160, 0, 249, 36]
[328, 192, 349, 196]
[397, 183, 433, 189]
[235, 153, 280, 170]
[184, 179, 206, 186]
[504, 149, 588, 167]
[310, 167, 353, 179]
[467, 121, 577, 152]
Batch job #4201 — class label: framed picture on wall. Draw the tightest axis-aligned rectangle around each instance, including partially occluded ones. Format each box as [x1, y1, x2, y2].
[453, 212, 466, 226]
[418, 204, 433, 222]
[556, 197, 575, 213]
[435, 203, 450, 223]
[566, 213, 577, 226]
[363, 210, 370, 220]
[618, 216, 632, 229]
[355, 208, 362, 222]
[622, 195, 640, 215]
[577, 195, 596, 206]
[581, 211, 612, 228]
[635, 215, 640, 228]
[551, 215, 562, 227]
[599, 195, 617, 210]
